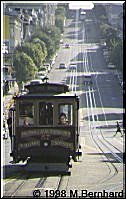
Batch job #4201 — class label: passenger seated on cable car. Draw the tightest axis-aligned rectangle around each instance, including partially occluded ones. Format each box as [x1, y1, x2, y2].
[58, 113, 69, 125]
[23, 118, 29, 126]
[23, 117, 33, 126]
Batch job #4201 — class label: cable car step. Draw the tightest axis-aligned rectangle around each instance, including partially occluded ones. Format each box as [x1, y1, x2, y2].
[23, 162, 71, 174]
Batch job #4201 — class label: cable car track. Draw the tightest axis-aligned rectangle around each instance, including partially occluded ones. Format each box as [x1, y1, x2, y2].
[84, 84, 124, 191]
[34, 176, 47, 189]
[78, 27, 124, 190]
[4, 173, 30, 197]
[66, 16, 123, 192]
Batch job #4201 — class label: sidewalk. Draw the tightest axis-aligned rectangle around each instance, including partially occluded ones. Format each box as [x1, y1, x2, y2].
[3, 82, 19, 118]
[2, 82, 19, 139]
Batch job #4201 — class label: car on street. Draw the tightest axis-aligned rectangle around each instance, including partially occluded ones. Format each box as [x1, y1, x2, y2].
[59, 63, 67, 69]
[83, 74, 93, 85]
[69, 63, 77, 70]
[65, 43, 70, 48]
[107, 64, 116, 69]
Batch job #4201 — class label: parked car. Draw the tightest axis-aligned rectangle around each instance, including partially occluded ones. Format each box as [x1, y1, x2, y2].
[121, 81, 125, 94]
[37, 71, 46, 80]
[103, 48, 109, 56]
[30, 79, 43, 85]
[69, 63, 77, 70]
[60, 39, 64, 44]
[83, 74, 93, 85]
[50, 58, 55, 66]
[65, 43, 70, 48]
[43, 63, 51, 72]
[100, 41, 106, 49]
[21, 89, 28, 95]
[59, 63, 67, 69]
[107, 64, 116, 69]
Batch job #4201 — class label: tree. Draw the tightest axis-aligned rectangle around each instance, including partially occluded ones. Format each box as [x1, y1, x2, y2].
[55, 6, 66, 17]
[32, 42, 45, 68]
[44, 26, 61, 51]
[100, 23, 118, 49]
[13, 52, 37, 89]
[55, 15, 65, 33]
[32, 38, 47, 60]
[31, 32, 55, 60]
[55, 6, 66, 33]
[99, 15, 108, 23]
[93, 4, 123, 71]
[93, 4, 107, 20]
[109, 39, 123, 70]
[105, 28, 118, 49]
[16, 42, 44, 68]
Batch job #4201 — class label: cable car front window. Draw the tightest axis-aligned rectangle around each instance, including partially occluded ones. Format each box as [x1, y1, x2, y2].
[19, 103, 34, 126]
[58, 104, 73, 125]
[39, 102, 53, 125]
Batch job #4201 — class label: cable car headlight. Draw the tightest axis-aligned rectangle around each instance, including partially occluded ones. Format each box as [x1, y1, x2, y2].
[44, 141, 48, 147]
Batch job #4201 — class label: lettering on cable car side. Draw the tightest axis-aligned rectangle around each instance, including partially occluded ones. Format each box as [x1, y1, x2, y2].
[18, 131, 73, 150]
[18, 139, 73, 150]
[18, 140, 40, 150]
[20, 129, 71, 138]
[51, 139, 73, 150]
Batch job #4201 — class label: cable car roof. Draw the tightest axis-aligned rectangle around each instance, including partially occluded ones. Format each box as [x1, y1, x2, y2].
[13, 82, 79, 99]
[24, 82, 69, 94]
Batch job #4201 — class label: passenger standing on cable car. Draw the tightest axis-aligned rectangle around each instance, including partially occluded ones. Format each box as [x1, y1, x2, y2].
[7, 110, 13, 145]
